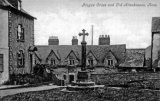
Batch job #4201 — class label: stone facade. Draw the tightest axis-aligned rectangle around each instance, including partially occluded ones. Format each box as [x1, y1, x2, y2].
[145, 46, 151, 67]
[8, 10, 34, 74]
[152, 33, 160, 68]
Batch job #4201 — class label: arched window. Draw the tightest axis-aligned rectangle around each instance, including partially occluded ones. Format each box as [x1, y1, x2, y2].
[17, 50, 25, 68]
[17, 24, 24, 42]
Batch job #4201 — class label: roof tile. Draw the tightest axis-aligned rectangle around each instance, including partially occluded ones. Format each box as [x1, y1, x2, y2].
[120, 49, 145, 67]
[35, 44, 126, 65]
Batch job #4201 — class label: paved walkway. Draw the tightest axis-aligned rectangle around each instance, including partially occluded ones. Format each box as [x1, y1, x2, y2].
[0, 85, 63, 98]
[0, 85, 21, 89]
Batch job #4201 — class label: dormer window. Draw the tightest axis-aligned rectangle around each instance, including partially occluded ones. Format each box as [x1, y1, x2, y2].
[50, 58, 56, 65]
[17, 24, 24, 42]
[66, 50, 79, 66]
[104, 50, 117, 67]
[86, 51, 98, 66]
[88, 60, 93, 66]
[88, 56, 93, 66]
[35, 59, 37, 64]
[69, 59, 75, 65]
[108, 59, 113, 66]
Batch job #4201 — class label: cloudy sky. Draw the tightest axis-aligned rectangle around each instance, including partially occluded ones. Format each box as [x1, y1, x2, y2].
[22, 0, 160, 48]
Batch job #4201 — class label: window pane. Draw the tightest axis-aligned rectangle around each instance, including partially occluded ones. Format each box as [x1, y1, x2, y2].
[0, 54, 3, 72]
[108, 60, 110, 65]
[63, 75, 66, 80]
[17, 50, 25, 67]
[0, 59, 3, 64]
[69, 60, 71, 65]
[21, 28, 24, 40]
[111, 60, 113, 65]
[0, 65, 3, 71]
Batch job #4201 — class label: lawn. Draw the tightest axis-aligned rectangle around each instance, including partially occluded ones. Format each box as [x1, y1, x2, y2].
[1, 87, 160, 101]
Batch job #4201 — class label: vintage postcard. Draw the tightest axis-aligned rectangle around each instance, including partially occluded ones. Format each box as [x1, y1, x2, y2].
[0, 0, 160, 101]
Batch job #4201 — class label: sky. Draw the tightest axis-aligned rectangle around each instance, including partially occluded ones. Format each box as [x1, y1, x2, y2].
[22, 0, 160, 48]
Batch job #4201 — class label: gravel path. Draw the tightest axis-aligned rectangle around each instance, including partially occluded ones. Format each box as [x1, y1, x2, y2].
[0, 85, 63, 98]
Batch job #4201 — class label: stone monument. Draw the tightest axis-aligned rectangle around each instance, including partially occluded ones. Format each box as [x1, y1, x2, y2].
[77, 29, 89, 82]
[63, 29, 104, 92]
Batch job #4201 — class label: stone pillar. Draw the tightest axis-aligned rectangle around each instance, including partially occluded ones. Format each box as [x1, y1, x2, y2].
[78, 29, 89, 81]
[81, 41, 87, 71]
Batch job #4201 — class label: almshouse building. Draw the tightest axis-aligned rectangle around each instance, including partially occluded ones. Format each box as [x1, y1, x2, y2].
[33, 36, 146, 84]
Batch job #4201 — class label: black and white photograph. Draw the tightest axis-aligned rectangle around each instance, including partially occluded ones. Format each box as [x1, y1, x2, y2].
[0, 0, 160, 100]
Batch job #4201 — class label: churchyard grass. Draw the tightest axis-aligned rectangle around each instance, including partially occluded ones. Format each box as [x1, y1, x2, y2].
[1, 87, 160, 101]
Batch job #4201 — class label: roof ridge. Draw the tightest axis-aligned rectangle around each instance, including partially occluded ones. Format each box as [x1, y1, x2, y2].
[0, 0, 13, 7]
[127, 48, 145, 50]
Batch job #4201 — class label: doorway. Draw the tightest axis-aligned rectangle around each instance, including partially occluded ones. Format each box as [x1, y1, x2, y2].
[69, 75, 74, 84]
[30, 54, 33, 73]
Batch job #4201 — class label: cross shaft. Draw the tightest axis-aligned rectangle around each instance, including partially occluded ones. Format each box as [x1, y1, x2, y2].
[79, 29, 88, 42]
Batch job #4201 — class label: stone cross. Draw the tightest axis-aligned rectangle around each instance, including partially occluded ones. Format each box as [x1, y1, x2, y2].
[79, 29, 88, 42]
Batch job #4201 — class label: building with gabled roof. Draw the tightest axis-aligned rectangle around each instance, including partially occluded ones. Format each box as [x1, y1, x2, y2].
[34, 44, 126, 67]
[0, 0, 36, 84]
[33, 36, 148, 84]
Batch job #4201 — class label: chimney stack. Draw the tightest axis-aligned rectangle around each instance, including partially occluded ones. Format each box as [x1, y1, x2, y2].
[8, 0, 22, 10]
[72, 36, 78, 45]
[98, 34, 110, 45]
[48, 36, 59, 45]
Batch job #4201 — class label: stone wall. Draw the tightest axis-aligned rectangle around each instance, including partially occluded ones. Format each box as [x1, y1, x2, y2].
[8, 10, 34, 74]
[152, 33, 160, 68]
[91, 72, 160, 85]
[145, 46, 151, 67]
